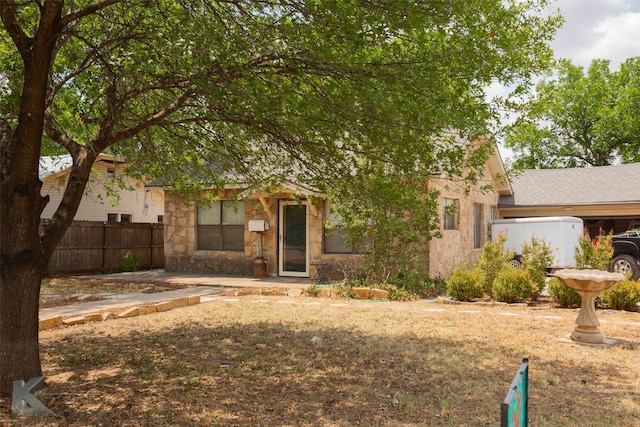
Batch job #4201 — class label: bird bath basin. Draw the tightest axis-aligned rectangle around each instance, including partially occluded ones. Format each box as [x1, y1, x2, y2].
[553, 269, 625, 345]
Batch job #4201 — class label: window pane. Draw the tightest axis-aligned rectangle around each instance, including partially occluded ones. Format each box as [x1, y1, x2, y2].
[197, 225, 221, 250]
[443, 199, 457, 230]
[223, 226, 244, 251]
[324, 200, 343, 224]
[474, 204, 483, 248]
[222, 201, 245, 225]
[324, 227, 352, 254]
[198, 202, 221, 225]
[107, 213, 118, 223]
[120, 214, 132, 223]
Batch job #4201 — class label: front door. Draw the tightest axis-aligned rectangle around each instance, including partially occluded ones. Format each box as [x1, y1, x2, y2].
[279, 201, 309, 277]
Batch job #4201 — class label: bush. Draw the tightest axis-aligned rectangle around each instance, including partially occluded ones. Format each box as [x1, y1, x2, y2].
[491, 267, 537, 303]
[521, 237, 553, 297]
[575, 233, 614, 270]
[547, 277, 581, 308]
[477, 233, 513, 296]
[446, 266, 483, 301]
[121, 250, 139, 272]
[387, 271, 447, 298]
[599, 280, 640, 311]
[376, 282, 417, 301]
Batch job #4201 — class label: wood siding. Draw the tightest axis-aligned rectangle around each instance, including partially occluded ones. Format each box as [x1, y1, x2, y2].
[40, 160, 164, 223]
[44, 221, 164, 274]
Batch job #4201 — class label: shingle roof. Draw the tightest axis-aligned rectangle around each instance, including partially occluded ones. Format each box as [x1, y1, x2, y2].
[39, 155, 73, 179]
[499, 163, 640, 207]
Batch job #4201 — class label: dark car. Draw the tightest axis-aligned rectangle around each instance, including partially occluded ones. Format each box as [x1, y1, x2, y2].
[610, 219, 640, 280]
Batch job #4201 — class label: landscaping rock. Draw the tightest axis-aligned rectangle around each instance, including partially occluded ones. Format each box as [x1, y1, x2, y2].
[369, 289, 390, 300]
[62, 316, 86, 326]
[39, 316, 63, 331]
[352, 287, 370, 299]
[118, 307, 140, 318]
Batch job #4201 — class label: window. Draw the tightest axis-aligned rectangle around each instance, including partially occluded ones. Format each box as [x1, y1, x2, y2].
[107, 213, 132, 223]
[323, 201, 370, 254]
[197, 201, 245, 251]
[157, 215, 164, 223]
[443, 199, 458, 230]
[473, 204, 483, 249]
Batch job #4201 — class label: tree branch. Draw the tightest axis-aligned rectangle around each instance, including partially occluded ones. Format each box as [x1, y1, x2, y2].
[0, 1, 31, 57]
[60, 0, 122, 27]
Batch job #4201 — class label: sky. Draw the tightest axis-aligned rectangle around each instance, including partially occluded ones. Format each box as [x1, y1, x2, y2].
[495, 0, 640, 160]
[551, 0, 640, 69]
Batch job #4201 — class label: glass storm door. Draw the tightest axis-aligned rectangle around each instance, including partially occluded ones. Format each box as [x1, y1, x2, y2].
[279, 201, 309, 277]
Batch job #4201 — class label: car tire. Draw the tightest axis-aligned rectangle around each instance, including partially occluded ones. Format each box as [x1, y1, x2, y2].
[610, 254, 640, 280]
[510, 258, 522, 268]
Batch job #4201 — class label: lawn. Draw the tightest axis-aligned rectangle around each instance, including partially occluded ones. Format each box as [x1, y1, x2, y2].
[2, 293, 640, 426]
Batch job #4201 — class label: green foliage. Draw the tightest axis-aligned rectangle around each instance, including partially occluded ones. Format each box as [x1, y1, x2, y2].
[521, 237, 553, 296]
[547, 277, 581, 308]
[575, 233, 614, 270]
[504, 58, 640, 169]
[491, 267, 536, 303]
[120, 251, 139, 272]
[477, 233, 513, 296]
[375, 282, 418, 302]
[446, 266, 484, 301]
[599, 280, 640, 311]
[306, 284, 321, 297]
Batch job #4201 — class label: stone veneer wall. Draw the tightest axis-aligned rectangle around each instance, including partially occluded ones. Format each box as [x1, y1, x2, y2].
[163, 190, 355, 278]
[425, 172, 500, 279]
[164, 175, 501, 280]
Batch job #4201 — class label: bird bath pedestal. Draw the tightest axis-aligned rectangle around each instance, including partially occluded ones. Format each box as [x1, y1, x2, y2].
[553, 269, 625, 345]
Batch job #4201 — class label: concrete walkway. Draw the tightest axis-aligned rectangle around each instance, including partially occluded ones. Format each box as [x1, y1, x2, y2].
[77, 269, 313, 289]
[40, 270, 314, 323]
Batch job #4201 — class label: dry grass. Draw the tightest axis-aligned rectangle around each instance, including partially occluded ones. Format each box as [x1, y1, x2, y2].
[3, 293, 640, 426]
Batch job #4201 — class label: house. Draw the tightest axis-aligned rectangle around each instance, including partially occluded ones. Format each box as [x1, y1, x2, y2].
[161, 148, 511, 280]
[40, 154, 164, 223]
[498, 163, 640, 236]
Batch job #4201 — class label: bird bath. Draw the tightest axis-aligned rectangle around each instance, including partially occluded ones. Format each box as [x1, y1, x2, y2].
[553, 269, 625, 345]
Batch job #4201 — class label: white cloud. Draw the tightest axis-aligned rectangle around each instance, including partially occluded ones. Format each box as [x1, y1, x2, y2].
[552, 0, 640, 69]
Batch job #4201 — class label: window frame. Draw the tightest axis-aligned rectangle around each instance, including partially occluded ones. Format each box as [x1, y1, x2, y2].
[443, 198, 458, 231]
[473, 203, 483, 249]
[197, 200, 245, 251]
[323, 201, 370, 254]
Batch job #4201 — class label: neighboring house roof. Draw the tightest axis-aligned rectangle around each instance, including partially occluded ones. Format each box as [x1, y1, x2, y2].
[499, 163, 640, 207]
[39, 154, 121, 180]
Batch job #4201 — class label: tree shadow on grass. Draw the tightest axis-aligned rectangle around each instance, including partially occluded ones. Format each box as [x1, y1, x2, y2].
[2, 312, 639, 426]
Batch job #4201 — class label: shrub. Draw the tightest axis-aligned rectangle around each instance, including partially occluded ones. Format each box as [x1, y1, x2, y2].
[121, 250, 139, 272]
[376, 282, 417, 301]
[306, 284, 321, 297]
[599, 280, 640, 311]
[446, 266, 483, 301]
[387, 271, 447, 298]
[521, 237, 553, 297]
[547, 277, 581, 308]
[491, 267, 536, 303]
[575, 233, 614, 270]
[477, 233, 513, 296]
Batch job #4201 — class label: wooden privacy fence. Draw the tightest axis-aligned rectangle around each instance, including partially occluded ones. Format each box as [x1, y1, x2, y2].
[43, 221, 164, 274]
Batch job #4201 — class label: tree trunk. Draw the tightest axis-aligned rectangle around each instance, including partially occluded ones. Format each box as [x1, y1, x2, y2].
[0, 260, 47, 397]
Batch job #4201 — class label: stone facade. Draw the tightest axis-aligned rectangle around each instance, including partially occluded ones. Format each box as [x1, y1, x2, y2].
[164, 165, 503, 279]
[164, 189, 350, 278]
[425, 169, 500, 278]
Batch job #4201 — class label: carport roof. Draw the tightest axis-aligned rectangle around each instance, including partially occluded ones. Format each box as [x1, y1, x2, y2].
[499, 163, 640, 207]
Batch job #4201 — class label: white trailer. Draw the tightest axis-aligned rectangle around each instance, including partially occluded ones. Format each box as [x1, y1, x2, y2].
[491, 216, 584, 269]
